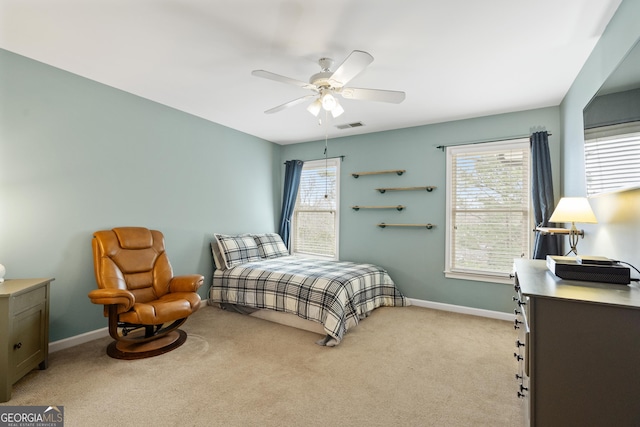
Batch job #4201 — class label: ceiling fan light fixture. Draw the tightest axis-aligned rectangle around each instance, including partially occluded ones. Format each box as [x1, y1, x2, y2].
[321, 92, 337, 111]
[307, 99, 322, 117]
[253, 50, 405, 118]
[331, 102, 344, 118]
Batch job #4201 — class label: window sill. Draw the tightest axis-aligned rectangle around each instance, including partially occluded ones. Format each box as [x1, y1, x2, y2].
[444, 270, 514, 285]
[292, 252, 338, 261]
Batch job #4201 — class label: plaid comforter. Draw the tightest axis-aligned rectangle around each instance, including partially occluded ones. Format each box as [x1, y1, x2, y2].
[209, 256, 408, 344]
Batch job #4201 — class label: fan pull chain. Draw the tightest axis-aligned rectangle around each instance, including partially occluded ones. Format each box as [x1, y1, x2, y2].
[324, 109, 329, 199]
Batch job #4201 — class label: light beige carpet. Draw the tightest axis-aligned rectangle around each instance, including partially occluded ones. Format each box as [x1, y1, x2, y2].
[1, 305, 522, 426]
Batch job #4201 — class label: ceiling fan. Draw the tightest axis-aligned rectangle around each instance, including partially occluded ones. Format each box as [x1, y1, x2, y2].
[252, 50, 405, 118]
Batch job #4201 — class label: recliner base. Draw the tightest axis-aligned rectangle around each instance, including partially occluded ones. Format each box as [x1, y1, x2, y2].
[106, 329, 187, 360]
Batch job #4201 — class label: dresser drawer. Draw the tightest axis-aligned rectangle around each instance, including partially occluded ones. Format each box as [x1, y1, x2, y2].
[513, 274, 530, 425]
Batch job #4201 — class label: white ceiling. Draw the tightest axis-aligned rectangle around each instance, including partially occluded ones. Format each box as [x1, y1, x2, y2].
[0, 0, 623, 145]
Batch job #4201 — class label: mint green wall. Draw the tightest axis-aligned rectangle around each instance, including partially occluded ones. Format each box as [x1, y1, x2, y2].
[6, 0, 632, 342]
[281, 107, 560, 313]
[0, 49, 282, 341]
[560, 0, 640, 267]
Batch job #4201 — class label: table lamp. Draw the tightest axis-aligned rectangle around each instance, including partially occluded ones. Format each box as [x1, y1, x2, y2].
[549, 197, 597, 255]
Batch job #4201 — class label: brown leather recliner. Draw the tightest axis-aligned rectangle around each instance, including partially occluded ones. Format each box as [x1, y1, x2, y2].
[88, 227, 204, 359]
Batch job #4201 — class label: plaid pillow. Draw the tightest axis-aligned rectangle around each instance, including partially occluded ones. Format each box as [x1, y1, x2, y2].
[210, 241, 225, 270]
[253, 233, 289, 259]
[215, 234, 261, 269]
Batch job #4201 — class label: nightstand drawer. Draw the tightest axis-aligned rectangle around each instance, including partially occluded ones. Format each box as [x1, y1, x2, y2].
[12, 285, 47, 314]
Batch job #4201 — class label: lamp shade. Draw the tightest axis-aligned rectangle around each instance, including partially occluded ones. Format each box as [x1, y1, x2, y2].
[549, 197, 597, 224]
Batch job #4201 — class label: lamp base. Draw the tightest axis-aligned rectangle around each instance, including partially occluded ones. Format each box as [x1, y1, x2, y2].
[567, 223, 582, 255]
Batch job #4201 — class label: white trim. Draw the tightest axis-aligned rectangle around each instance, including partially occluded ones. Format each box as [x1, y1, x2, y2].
[444, 138, 532, 278]
[49, 300, 210, 353]
[443, 271, 514, 285]
[408, 298, 515, 322]
[291, 158, 340, 259]
[584, 121, 640, 140]
[49, 327, 109, 353]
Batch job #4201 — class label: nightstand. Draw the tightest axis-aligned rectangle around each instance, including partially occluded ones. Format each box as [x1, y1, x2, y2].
[0, 278, 53, 402]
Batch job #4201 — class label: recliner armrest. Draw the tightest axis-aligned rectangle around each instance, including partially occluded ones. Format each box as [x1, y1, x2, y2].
[88, 288, 135, 313]
[169, 274, 204, 293]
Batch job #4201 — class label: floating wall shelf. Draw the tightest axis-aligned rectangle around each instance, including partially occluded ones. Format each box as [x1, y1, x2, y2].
[352, 169, 405, 178]
[378, 223, 435, 229]
[376, 186, 436, 193]
[352, 205, 405, 211]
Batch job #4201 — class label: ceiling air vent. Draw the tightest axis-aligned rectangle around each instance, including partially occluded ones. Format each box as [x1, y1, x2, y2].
[336, 122, 364, 130]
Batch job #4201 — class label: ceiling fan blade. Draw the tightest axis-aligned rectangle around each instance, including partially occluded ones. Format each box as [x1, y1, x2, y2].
[252, 70, 316, 90]
[264, 95, 316, 114]
[328, 50, 374, 87]
[340, 87, 406, 103]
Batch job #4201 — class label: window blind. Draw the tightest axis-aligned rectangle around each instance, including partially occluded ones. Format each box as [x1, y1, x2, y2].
[446, 140, 531, 278]
[292, 158, 340, 258]
[584, 127, 640, 196]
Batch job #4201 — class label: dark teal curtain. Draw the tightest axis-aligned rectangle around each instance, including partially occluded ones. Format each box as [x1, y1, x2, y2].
[278, 160, 304, 249]
[530, 131, 560, 259]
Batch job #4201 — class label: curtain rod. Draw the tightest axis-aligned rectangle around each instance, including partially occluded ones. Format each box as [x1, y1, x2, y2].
[435, 132, 552, 151]
[284, 155, 345, 164]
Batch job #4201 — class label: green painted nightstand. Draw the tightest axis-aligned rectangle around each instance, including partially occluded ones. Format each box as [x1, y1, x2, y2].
[0, 278, 53, 402]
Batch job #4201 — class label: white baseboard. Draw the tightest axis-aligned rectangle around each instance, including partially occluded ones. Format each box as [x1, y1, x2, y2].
[49, 327, 109, 353]
[49, 299, 211, 353]
[408, 298, 515, 322]
[50, 299, 512, 352]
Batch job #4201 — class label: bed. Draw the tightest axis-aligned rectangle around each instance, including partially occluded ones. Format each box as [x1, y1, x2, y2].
[208, 233, 409, 346]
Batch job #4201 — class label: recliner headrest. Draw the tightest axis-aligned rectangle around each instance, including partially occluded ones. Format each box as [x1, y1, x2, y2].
[113, 227, 153, 249]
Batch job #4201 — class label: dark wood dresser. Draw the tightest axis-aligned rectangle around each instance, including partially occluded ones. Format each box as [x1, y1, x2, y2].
[513, 259, 640, 426]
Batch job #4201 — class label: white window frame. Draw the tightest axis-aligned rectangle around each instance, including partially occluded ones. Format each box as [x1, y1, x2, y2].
[291, 158, 340, 260]
[445, 138, 531, 284]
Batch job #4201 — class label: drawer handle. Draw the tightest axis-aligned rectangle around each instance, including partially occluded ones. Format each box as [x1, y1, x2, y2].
[514, 319, 522, 330]
[516, 340, 525, 348]
[14, 342, 22, 350]
[513, 352, 523, 361]
[517, 392, 527, 398]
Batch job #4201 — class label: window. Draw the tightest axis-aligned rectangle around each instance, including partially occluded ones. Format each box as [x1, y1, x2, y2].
[445, 139, 531, 283]
[584, 123, 640, 196]
[291, 158, 340, 259]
